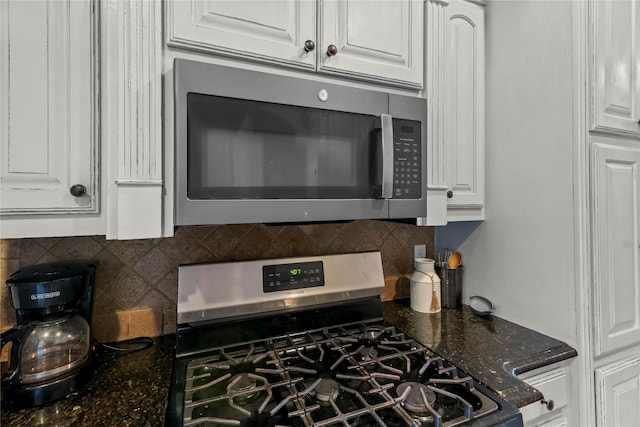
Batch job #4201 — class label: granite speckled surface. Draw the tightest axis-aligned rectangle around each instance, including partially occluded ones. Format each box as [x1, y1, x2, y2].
[382, 299, 578, 407]
[1, 301, 576, 425]
[1, 336, 174, 426]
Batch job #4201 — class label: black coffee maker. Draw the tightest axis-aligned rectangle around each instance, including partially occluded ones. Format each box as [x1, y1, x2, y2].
[1, 260, 97, 408]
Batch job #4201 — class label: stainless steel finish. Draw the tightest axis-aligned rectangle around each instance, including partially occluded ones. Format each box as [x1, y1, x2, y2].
[387, 93, 428, 219]
[178, 319, 500, 427]
[173, 59, 428, 226]
[169, 249, 523, 427]
[177, 251, 385, 324]
[436, 265, 463, 309]
[380, 114, 394, 199]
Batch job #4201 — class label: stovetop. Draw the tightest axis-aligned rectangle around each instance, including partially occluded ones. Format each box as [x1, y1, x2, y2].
[167, 252, 522, 427]
[178, 318, 500, 427]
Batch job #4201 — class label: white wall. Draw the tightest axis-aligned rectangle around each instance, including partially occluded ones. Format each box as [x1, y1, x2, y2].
[453, 0, 577, 346]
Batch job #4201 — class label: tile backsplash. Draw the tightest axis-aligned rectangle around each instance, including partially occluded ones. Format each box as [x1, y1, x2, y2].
[0, 220, 433, 342]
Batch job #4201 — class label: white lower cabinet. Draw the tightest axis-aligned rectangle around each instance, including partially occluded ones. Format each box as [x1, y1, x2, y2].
[518, 365, 570, 427]
[595, 356, 640, 427]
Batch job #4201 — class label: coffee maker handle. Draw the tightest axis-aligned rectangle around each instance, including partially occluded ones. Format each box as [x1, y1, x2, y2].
[1, 326, 25, 384]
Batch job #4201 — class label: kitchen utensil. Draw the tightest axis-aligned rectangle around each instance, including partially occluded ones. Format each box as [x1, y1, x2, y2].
[469, 295, 495, 317]
[448, 251, 462, 269]
[1, 260, 97, 408]
[436, 248, 452, 267]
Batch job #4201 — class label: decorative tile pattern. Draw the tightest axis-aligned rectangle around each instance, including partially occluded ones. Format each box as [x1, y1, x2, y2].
[0, 220, 434, 342]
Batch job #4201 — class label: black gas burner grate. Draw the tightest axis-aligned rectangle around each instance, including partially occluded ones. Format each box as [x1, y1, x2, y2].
[180, 319, 498, 427]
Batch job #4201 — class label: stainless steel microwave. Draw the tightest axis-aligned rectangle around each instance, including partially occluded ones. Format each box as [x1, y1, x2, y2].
[174, 59, 427, 225]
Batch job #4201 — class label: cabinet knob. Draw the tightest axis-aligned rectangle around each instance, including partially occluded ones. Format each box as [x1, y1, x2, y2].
[69, 184, 87, 197]
[303, 40, 315, 52]
[541, 399, 555, 411]
[447, 190, 453, 199]
[326, 44, 338, 56]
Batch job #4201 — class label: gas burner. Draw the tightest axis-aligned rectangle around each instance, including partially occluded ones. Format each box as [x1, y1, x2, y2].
[175, 318, 509, 427]
[228, 373, 261, 404]
[396, 382, 436, 415]
[361, 327, 386, 341]
[357, 346, 379, 361]
[314, 378, 340, 402]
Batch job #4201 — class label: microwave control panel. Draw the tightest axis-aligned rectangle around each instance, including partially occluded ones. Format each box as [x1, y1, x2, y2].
[392, 119, 422, 199]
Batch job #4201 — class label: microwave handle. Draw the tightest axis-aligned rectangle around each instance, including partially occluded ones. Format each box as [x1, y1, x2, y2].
[380, 114, 394, 199]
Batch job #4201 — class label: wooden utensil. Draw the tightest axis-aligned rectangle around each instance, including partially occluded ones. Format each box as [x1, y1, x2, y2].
[448, 251, 462, 269]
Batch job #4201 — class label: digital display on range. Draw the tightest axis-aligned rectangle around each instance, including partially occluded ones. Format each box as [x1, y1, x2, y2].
[263, 261, 325, 293]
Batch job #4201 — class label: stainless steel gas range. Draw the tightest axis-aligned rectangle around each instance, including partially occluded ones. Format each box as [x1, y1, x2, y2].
[166, 251, 523, 427]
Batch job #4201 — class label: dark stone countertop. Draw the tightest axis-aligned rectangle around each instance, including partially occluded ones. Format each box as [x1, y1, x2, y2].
[2, 301, 577, 425]
[1, 336, 175, 426]
[382, 299, 578, 407]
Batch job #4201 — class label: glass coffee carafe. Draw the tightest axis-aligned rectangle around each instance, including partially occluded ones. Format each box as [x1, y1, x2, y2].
[3, 312, 91, 385]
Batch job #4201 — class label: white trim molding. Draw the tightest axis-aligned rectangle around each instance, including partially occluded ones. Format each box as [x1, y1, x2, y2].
[423, 0, 449, 226]
[102, 0, 163, 240]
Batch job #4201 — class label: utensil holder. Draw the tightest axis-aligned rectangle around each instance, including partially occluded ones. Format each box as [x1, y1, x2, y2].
[436, 264, 463, 309]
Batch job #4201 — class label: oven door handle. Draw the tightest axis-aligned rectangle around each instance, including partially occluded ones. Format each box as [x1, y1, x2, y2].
[380, 114, 394, 199]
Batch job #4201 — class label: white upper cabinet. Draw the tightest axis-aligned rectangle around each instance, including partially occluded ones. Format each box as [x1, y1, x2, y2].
[318, 0, 423, 87]
[444, 0, 485, 217]
[167, 0, 423, 88]
[167, 0, 317, 70]
[424, 0, 485, 225]
[0, 0, 98, 215]
[1, 0, 164, 240]
[591, 0, 640, 137]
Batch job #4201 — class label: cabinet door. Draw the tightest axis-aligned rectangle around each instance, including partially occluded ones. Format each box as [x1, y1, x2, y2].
[592, 144, 640, 357]
[444, 0, 484, 218]
[591, 0, 640, 136]
[319, 0, 423, 88]
[168, 0, 316, 69]
[0, 0, 98, 214]
[595, 356, 640, 427]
